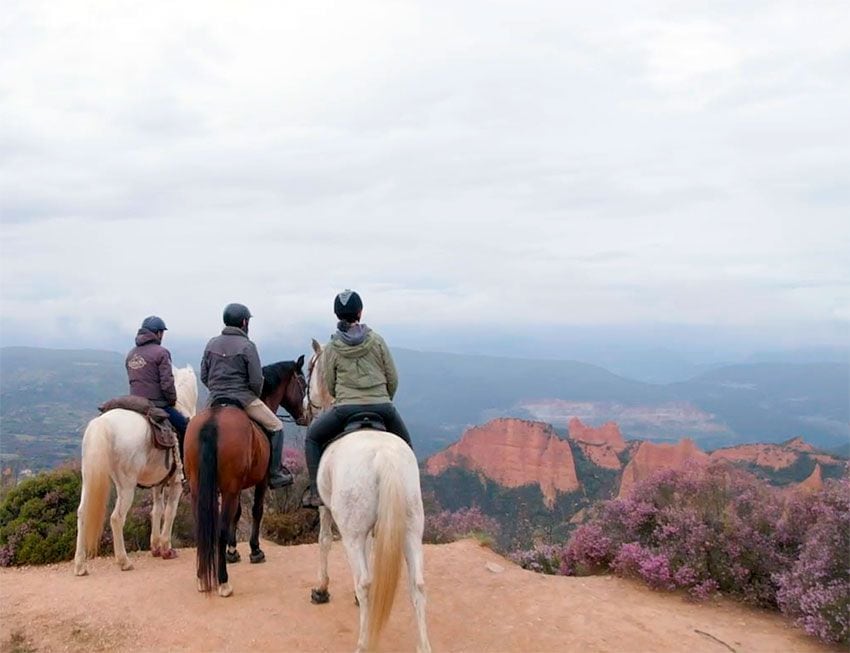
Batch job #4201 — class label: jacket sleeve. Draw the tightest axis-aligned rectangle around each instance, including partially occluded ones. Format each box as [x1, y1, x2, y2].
[200, 347, 210, 388]
[245, 342, 265, 398]
[379, 336, 399, 399]
[159, 349, 178, 406]
[323, 345, 337, 398]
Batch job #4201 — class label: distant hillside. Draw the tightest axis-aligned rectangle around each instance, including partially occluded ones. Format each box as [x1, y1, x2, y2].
[0, 347, 127, 469]
[2, 346, 848, 470]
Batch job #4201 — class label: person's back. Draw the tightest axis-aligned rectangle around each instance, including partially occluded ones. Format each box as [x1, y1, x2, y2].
[199, 303, 293, 489]
[323, 323, 397, 406]
[126, 316, 176, 408]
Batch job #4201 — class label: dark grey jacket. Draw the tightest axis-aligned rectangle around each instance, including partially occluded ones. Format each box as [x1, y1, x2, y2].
[126, 329, 177, 407]
[200, 326, 264, 407]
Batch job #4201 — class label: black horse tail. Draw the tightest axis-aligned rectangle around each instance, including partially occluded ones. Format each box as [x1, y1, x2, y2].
[195, 407, 220, 593]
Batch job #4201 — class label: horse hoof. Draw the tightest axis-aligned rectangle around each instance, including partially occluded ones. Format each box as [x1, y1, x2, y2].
[226, 549, 241, 564]
[311, 588, 330, 604]
[120, 561, 134, 571]
[74, 567, 88, 577]
[161, 548, 178, 560]
[218, 583, 233, 598]
[151, 547, 161, 557]
[249, 550, 265, 564]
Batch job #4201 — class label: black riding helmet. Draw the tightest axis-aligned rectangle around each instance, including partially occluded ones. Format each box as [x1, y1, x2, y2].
[141, 315, 167, 332]
[334, 289, 363, 322]
[223, 303, 252, 327]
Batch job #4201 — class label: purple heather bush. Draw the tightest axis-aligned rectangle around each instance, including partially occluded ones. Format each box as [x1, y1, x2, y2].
[510, 461, 850, 645]
[775, 476, 850, 644]
[423, 506, 501, 545]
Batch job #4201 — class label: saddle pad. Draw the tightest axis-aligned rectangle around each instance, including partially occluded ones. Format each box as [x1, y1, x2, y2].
[99, 395, 177, 450]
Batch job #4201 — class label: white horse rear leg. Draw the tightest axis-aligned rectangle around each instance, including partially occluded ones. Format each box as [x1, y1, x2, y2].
[342, 534, 371, 653]
[73, 486, 91, 576]
[311, 506, 333, 603]
[158, 480, 182, 558]
[110, 484, 136, 571]
[150, 486, 164, 556]
[405, 533, 432, 653]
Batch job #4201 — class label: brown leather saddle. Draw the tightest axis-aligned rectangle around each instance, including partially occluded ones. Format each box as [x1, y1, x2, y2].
[99, 395, 178, 449]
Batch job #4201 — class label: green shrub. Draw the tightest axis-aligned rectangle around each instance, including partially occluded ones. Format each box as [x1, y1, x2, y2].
[0, 467, 82, 566]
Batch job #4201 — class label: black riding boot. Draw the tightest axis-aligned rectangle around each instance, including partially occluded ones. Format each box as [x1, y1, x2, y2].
[302, 436, 324, 508]
[267, 429, 294, 489]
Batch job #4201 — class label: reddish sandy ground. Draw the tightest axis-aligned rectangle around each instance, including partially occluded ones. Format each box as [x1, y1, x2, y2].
[0, 539, 838, 653]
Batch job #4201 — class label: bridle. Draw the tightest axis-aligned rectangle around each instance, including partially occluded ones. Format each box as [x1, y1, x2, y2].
[304, 351, 324, 424]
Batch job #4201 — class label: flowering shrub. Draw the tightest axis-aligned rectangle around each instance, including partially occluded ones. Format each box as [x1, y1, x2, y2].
[775, 477, 850, 644]
[423, 506, 501, 545]
[510, 462, 850, 645]
[509, 543, 571, 575]
[565, 462, 793, 606]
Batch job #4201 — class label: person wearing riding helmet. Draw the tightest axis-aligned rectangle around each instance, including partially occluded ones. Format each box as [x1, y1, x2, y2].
[126, 316, 189, 461]
[301, 289, 412, 508]
[200, 303, 293, 489]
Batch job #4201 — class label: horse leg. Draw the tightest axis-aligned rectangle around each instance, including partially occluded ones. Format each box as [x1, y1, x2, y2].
[110, 483, 136, 571]
[158, 479, 182, 559]
[311, 506, 333, 603]
[217, 493, 239, 597]
[405, 531, 432, 653]
[249, 484, 267, 563]
[342, 534, 371, 653]
[226, 502, 242, 564]
[150, 485, 164, 556]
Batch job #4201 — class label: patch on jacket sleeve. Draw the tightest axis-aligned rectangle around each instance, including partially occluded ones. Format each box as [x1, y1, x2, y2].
[127, 354, 147, 370]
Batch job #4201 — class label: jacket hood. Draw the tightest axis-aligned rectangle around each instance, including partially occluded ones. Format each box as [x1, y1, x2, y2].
[331, 324, 375, 357]
[135, 329, 161, 346]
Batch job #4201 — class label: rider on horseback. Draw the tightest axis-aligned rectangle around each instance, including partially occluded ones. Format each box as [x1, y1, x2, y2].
[126, 315, 188, 461]
[200, 303, 293, 489]
[302, 290, 413, 508]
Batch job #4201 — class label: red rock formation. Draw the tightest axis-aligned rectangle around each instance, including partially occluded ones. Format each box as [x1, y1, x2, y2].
[796, 464, 824, 493]
[425, 418, 579, 507]
[618, 439, 708, 498]
[568, 417, 626, 449]
[567, 417, 627, 469]
[710, 444, 798, 470]
[783, 437, 816, 453]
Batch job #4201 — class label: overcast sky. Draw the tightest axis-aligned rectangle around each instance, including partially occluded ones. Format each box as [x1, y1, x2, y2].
[1, 1, 848, 354]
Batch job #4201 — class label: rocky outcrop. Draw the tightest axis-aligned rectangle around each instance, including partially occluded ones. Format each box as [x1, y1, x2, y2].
[568, 417, 626, 469]
[796, 464, 824, 493]
[710, 443, 798, 470]
[618, 439, 708, 498]
[425, 418, 579, 507]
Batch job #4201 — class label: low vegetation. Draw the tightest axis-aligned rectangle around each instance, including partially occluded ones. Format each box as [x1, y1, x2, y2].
[510, 462, 850, 645]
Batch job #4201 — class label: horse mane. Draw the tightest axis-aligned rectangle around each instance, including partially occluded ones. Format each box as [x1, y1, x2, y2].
[261, 360, 297, 399]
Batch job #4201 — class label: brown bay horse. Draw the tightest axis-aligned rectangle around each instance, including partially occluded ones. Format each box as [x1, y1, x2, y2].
[184, 357, 306, 597]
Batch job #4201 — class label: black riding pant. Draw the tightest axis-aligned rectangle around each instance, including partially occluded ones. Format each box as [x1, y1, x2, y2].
[305, 403, 412, 487]
[164, 406, 189, 461]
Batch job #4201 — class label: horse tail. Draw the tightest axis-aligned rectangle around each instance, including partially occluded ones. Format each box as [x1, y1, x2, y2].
[79, 417, 113, 556]
[195, 408, 220, 592]
[368, 448, 406, 645]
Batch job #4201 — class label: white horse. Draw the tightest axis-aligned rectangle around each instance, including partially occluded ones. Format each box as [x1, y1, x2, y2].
[73, 365, 198, 576]
[305, 339, 431, 653]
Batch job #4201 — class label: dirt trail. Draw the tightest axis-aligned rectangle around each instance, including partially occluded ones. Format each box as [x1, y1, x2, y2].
[0, 539, 836, 653]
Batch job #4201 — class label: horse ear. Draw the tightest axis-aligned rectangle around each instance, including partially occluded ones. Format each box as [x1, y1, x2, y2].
[296, 354, 305, 369]
[311, 338, 321, 353]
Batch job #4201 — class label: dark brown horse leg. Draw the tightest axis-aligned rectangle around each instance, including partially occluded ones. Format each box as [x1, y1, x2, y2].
[249, 483, 267, 564]
[226, 503, 242, 563]
[217, 493, 239, 597]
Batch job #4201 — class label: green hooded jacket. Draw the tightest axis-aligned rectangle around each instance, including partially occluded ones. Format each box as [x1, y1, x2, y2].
[323, 328, 399, 405]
